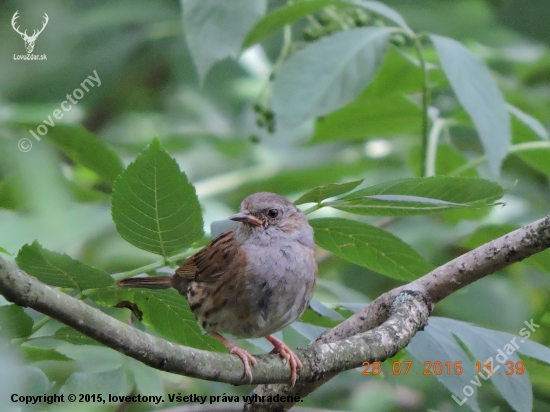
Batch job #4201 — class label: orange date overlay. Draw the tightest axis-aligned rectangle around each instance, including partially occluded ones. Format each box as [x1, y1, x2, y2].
[361, 361, 525, 376]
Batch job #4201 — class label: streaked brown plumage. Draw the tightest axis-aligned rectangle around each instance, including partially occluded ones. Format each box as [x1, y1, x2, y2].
[117, 192, 317, 385]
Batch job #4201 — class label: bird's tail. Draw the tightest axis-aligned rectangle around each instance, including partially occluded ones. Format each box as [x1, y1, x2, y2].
[117, 276, 172, 289]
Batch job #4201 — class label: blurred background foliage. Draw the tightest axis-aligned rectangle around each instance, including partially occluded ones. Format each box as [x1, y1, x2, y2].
[0, 0, 549, 411]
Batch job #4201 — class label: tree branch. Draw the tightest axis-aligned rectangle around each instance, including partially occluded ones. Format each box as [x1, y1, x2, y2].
[330, 214, 550, 341]
[0, 258, 428, 387]
[0, 215, 548, 412]
[245, 214, 550, 411]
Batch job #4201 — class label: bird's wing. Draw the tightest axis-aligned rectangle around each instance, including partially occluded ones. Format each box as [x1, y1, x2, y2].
[174, 229, 239, 283]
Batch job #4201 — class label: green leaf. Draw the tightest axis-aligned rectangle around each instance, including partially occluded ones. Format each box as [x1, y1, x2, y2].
[510, 326, 550, 366]
[508, 104, 548, 140]
[311, 46, 424, 143]
[225, 158, 375, 209]
[297, 299, 346, 330]
[312, 90, 421, 142]
[525, 248, 550, 275]
[311, 218, 433, 281]
[315, 278, 370, 304]
[127, 359, 165, 400]
[511, 117, 550, 177]
[92, 287, 224, 352]
[298, 308, 340, 329]
[435, 144, 478, 177]
[19, 366, 53, 397]
[410, 317, 550, 412]
[59, 367, 126, 397]
[43, 124, 123, 185]
[352, 1, 412, 33]
[443, 318, 534, 412]
[183, 0, 266, 83]
[309, 298, 346, 321]
[111, 138, 204, 258]
[243, 0, 411, 48]
[294, 179, 363, 205]
[324, 177, 504, 216]
[21, 347, 72, 363]
[273, 26, 394, 128]
[407, 318, 480, 411]
[430, 35, 511, 174]
[16, 241, 113, 290]
[0, 246, 12, 256]
[50, 326, 104, 346]
[460, 224, 516, 249]
[0, 176, 21, 210]
[311, 47, 424, 143]
[243, 0, 336, 48]
[409, 143, 478, 178]
[0, 349, 27, 412]
[0, 305, 34, 339]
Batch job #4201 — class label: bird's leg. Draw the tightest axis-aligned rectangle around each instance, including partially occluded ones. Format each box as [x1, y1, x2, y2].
[266, 335, 302, 386]
[211, 333, 257, 383]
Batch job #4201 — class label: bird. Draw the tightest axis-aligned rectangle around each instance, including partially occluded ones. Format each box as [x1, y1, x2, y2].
[117, 192, 318, 385]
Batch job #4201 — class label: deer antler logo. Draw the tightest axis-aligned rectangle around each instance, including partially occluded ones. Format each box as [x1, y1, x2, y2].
[11, 11, 49, 54]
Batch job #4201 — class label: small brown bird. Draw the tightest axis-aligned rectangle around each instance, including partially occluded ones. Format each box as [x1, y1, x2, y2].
[117, 192, 318, 385]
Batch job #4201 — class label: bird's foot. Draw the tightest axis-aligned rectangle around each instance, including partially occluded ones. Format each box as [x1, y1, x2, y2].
[266, 335, 302, 386]
[211, 333, 257, 383]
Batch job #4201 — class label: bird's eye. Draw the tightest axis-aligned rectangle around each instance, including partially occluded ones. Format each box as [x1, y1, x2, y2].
[267, 209, 279, 218]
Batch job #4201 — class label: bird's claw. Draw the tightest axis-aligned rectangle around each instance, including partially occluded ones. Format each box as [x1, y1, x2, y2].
[211, 333, 257, 384]
[229, 346, 257, 383]
[267, 335, 302, 386]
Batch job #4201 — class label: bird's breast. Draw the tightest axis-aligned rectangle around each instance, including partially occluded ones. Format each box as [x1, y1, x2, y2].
[189, 238, 317, 338]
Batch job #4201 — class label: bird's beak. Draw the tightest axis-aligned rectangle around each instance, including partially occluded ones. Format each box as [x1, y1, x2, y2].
[229, 210, 263, 227]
